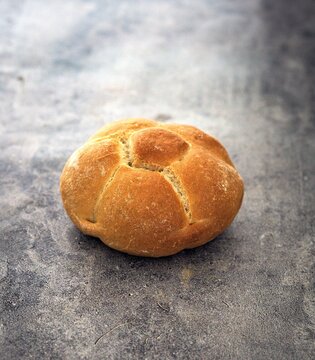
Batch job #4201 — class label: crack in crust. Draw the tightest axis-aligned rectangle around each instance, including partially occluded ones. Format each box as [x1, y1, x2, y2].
[119, 131, 193, 223]
[90, 134, 134, 223]
[162, 167, 192, 223]
[92, 164, 121, 223]
[92, 127, 193, 225]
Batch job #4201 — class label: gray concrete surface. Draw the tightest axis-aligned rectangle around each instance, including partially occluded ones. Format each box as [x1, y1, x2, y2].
[0, 0, 314, 359]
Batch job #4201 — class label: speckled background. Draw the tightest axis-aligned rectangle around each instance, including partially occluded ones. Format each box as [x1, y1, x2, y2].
[0, 0, 314, 359]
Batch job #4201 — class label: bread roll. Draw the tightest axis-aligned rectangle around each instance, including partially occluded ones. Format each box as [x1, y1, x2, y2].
[60, 119, 244, 257]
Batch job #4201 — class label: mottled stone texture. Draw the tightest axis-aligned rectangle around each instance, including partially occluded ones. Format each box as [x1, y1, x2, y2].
[0, 0, 314, 359]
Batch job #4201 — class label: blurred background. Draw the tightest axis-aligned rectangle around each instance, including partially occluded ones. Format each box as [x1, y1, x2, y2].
[0, 0, 314, 359]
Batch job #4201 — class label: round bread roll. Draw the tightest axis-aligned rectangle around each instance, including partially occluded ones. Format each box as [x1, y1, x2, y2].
[60, 119, 244, 257]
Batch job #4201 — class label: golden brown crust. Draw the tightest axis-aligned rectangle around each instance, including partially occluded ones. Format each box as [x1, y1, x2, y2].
[161, 123, 234, 166]
[170, 147, 243, 231]
[130, 128, 189, 168]
[60, 118, 244, 257]
[60, 139, 121, 234]
[94, 166, 187, 256]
